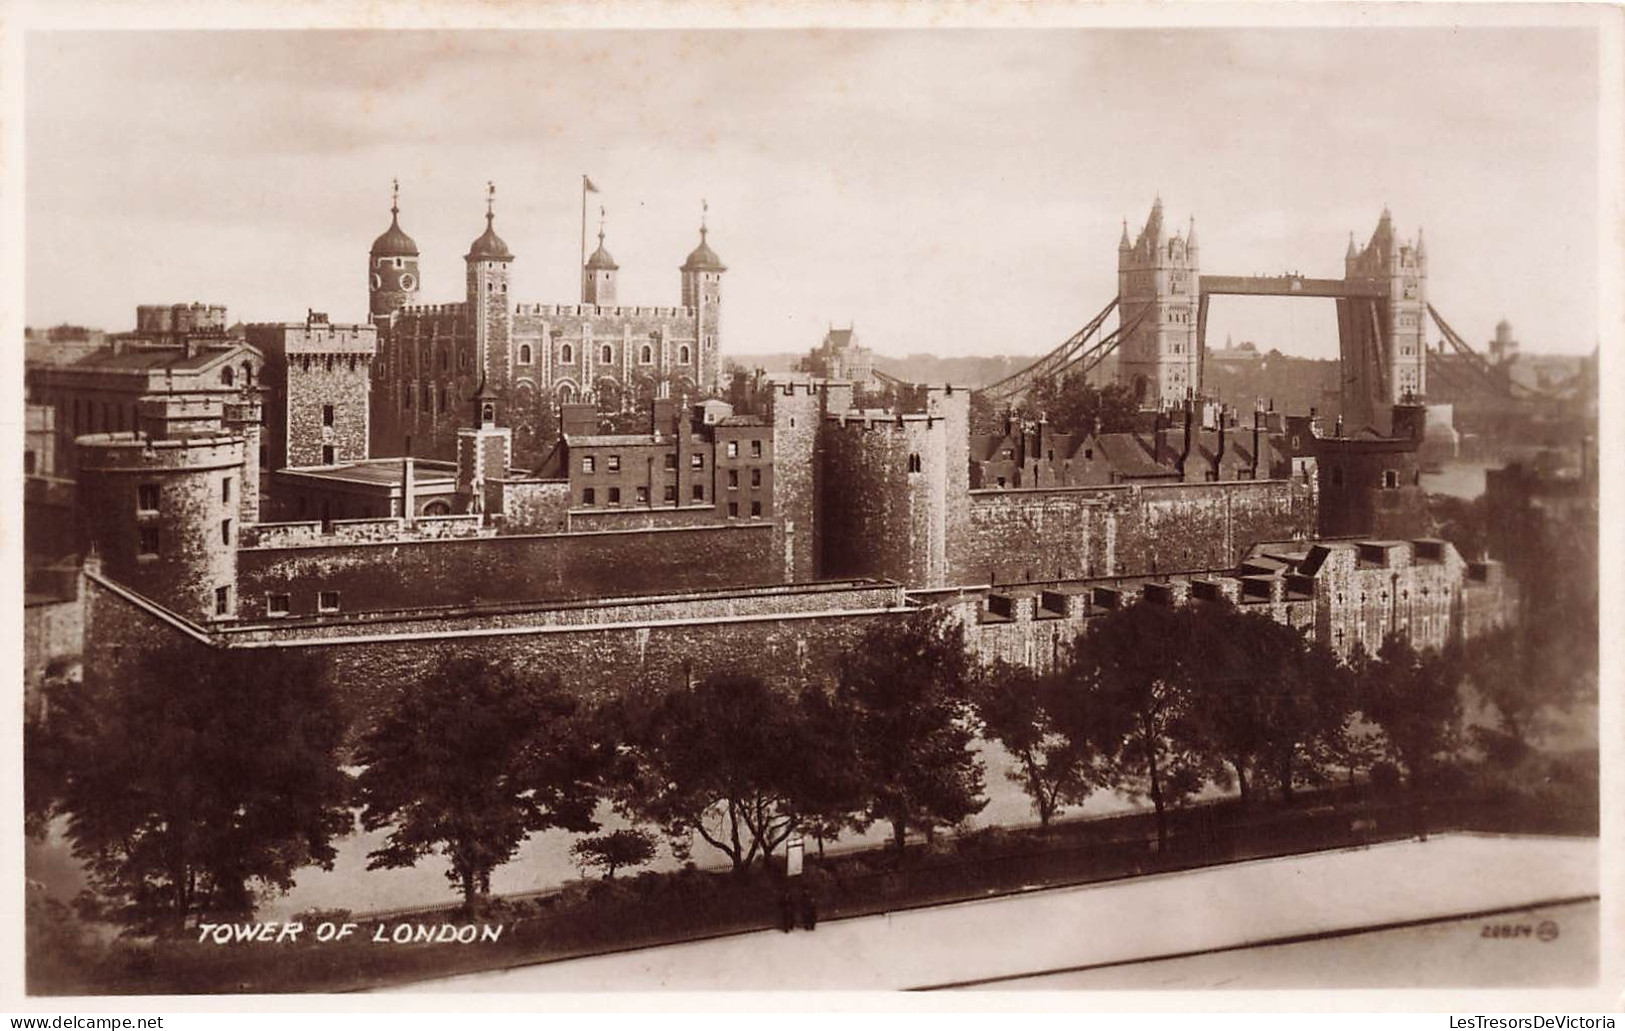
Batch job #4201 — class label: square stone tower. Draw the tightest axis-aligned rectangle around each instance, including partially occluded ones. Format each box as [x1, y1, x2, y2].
[1116, 198, 1202, 407]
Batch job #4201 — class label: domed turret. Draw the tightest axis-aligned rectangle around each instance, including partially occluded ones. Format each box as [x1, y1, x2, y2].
[583, 221, 619, 306]
[681, 225, 726, 273]
[679, 201, 726, 393]
[369, 179, 421, 319]
[371, 198, 419, 258]
[466, 211, 514, 263]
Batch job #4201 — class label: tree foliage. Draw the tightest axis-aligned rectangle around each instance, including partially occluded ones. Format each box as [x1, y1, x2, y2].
[1356, 634, 1465, 790]
[570, 829, 659, 880]
[973, 662, 1108, 827]
[1015, 374, 1140, 437]
[356, 654, 606, 910]
[609, 674, 858, 876]
[36, 643, 352, 934]
[1184, 608, 1355, 803]
[837, 610, 986, 859]
[1058, 601, 1220, 850]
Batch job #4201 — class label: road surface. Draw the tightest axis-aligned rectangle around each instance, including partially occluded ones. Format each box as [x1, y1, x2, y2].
[389, 833, 1596, 993]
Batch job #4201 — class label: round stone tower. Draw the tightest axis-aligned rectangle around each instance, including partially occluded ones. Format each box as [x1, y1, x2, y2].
[77, 431, 245, 624]
[369, 179, 421, 319]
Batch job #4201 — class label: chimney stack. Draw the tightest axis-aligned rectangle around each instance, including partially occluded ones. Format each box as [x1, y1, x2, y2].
[1178, 398, 1194, 479]
[1251, 403, 1264, 479]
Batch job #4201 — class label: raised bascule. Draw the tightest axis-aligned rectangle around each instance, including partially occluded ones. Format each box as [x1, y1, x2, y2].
[978, 198, 1564, 435]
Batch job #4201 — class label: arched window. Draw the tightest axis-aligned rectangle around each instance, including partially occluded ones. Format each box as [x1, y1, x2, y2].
[907, 453, 922, 473]
[561, 344, 574, 364]
[423, 500, 452, 517]
[221, 366, 235, 386]
[242, 361, 253, 387]
[640, 344, 652, 364]
[679, 345, 691, 364]
[559, 383, 575, 403]
[601, 345, 613, 364]
[519, 344, 532, 364]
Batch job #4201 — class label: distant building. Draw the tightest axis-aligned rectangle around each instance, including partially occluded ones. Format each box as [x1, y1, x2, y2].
[25, 324, 108, 367]
[799, 326, 876, 387]
[1207, 336, 1263, 366]
[24, 303, 265, 478]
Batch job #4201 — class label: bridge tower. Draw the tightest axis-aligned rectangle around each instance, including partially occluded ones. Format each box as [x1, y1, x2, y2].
[1116, 198, 1202, 407]
[1338, 208, 1428, 434]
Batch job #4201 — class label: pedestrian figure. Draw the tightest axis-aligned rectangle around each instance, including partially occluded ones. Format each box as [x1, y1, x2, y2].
[799, 887, 817, 931]
[778, 890, 795, 933]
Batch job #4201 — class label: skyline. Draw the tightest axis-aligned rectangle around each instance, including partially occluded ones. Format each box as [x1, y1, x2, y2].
[25, 27, 1604, 361]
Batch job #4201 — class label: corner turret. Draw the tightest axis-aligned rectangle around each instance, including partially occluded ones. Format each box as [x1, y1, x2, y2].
[369, 179, 421, 319]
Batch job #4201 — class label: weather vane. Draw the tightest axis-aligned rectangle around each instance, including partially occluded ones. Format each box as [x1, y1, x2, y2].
[391, 178, 399, 215]
[486, 180, 496, 218]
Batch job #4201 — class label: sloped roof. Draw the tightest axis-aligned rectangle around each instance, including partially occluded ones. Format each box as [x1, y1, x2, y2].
[1096, 432, 1172, 478]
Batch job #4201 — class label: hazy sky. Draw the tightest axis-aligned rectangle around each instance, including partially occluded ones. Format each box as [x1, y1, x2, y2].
[25, 27, 1602, 361]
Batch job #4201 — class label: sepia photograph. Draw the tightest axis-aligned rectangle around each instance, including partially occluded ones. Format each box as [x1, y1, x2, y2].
[8, 3, 1617, 1007]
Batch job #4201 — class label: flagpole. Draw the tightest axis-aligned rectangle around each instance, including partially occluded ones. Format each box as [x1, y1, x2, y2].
[579, 175, 588, 303]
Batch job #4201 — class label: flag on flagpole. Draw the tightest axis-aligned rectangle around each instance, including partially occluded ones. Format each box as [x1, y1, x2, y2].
[584, 175, 599, 194]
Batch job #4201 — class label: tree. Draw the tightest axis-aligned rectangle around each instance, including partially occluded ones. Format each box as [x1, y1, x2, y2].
[1357, 634, 1465, 790]
[838, 610, 986, 861]
[1468, 623, 1585, 757]
[1059, 602, 1220, 851]
[1015, 374, 1139, 437]
[974, 661, 1107, 827]
[570, 829, 658, 881]
[357, 654, 606, 911]
[610, 674, 856, 876]
[1183, 607, 1355, 803]
[37, 642, 353, 934]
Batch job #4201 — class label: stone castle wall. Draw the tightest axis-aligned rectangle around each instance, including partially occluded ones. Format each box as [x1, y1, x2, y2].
[959, 478, 1317, 585]
[235, 522, 778, 620]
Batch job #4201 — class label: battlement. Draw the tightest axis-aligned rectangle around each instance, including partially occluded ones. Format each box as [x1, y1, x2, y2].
[241, 514, 488, 550]
[515, 303, 696, 319]
[285, 327, 376, 355]
[223, 399, 263, 422]
[827, 410, 955, 431]
[76, 431, 244, 472]
[396, 303, 469, 318]
[137, 395, 223, 417]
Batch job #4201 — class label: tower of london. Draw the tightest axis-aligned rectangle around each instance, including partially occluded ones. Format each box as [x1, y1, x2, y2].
[366, 184, 725, 468]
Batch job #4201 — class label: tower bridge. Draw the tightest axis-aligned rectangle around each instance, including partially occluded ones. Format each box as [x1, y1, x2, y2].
[977, 199, 1552, 436]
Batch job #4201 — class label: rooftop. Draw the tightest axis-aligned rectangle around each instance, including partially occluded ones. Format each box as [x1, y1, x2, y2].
[278, 458, 459, 486]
